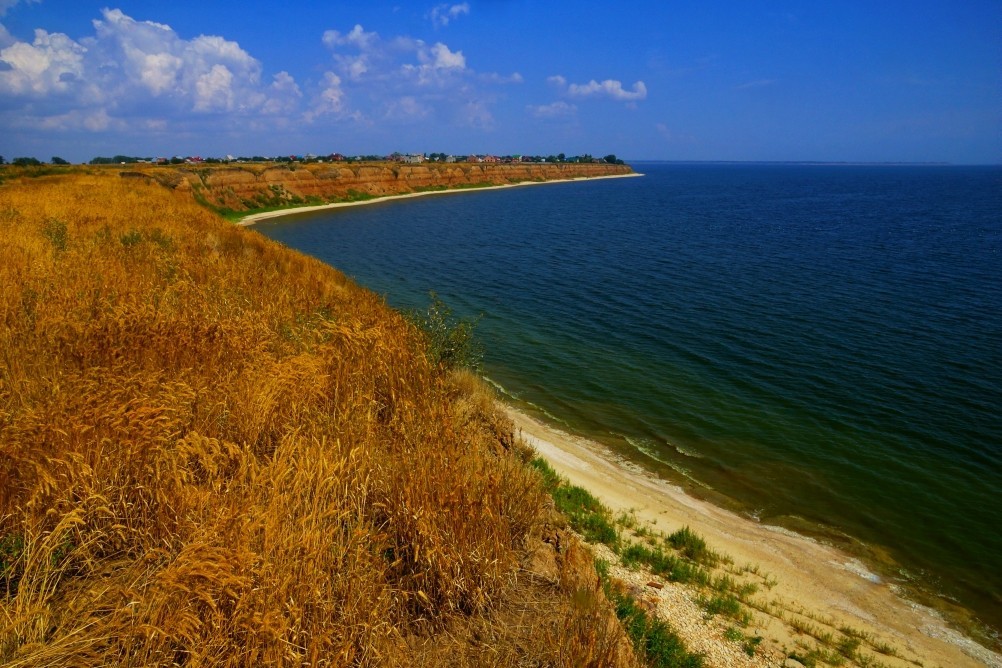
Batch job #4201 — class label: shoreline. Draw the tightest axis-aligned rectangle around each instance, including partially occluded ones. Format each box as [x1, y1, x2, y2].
[506, 405, 1001, 667]
[233, 166, 997, 664]
[236, 172, 642, 226]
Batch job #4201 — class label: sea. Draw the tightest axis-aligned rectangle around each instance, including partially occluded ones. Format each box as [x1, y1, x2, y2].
[255, 162, 1002, 637]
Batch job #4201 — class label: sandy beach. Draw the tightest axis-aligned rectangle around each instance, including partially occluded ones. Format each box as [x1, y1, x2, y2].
[507, 406, 1001, 667]
[236, 172, 642, 226]
[234, 166, 998, 666]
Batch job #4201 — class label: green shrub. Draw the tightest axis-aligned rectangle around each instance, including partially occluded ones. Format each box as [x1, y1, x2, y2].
[530, 457, 561, 492]
[620, 543, 709, 585]
[836, 635, 862, 659]
[42, 218, 67, 252]
[699, 593, 746, 623]
[743, 635, 762, 656]
[406, 292, 483, 371]
[552, 482, 618, 546]
[529, 457, 619, 546]
[668, 526, 717, 566]
[575, 509, 619, 546]
[120, 229, 143, 247]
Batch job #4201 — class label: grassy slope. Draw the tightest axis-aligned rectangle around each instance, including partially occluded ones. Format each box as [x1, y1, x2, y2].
[0, 172, 642, 666]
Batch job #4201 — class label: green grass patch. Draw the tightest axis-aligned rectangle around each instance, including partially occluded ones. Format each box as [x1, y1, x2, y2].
[451, 181, 496, 190]
[700, 593, 741, 618]
[529, 456, 769, 656]
[530, 457, 619, 547]
[667, 526, 717, 566]
[342, 188, 377, 202]
[743, 634, 763, 656]
[609, 584, 704, 668]
[620, 543, 710, 586]
[723, 626, 763, 656]
[551, 482, 618, 546]
[530, 456, 562, 491]
[0, 164, 73, 179]
[698, 593, 750, 625]
[871, 639, 897, 656]
[789, 649, 821, 668]
[120, 229, 144, 247]
[42, 218, 68, 252]
[836, 634, 862, 660]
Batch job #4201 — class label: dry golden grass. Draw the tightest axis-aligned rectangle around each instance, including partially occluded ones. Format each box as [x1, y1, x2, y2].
[0, 171, 636, 666]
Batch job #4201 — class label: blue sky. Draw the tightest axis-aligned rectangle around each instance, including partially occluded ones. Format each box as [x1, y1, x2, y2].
[1, 1, 999, 163]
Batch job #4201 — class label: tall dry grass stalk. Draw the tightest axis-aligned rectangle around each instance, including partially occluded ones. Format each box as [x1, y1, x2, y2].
[0, 171, 631, 666]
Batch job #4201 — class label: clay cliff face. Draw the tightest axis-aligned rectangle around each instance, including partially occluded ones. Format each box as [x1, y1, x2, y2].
[156, 162, 633, 213]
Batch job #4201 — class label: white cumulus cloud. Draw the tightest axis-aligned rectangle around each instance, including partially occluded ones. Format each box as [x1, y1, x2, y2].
[0, 28, 85, 95]
[567, 78, 647, 101]
[0, 7, 302, 133]
[262, 70, 301, 115]
[193, 63, 235, 111]
[427, 42, 465, 69]
[528, 100, 577, 119]
[429, 3, 470, 28]
[322, 24, 378, 50]
[480, 71, 523, 84]
[318, 72, 345, 112]
[319, 21, 513, 127]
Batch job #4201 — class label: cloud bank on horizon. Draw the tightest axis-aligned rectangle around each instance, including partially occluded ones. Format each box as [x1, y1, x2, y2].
[0, 1, 999, 163]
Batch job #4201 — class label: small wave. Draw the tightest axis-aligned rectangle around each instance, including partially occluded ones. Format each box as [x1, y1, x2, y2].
[482, 375, 519, 400]
[836, 558, 883, 584]
[482, 377, 575, 429]
[622, 434, 713, 487]
[624, 435, 673, 466]
[518, 400, 572, 429]
[672, 443, 705, 459]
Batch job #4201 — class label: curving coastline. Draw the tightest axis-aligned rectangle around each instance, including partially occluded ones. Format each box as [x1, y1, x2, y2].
[10, 166, 997, 665]
[507, 406, 1002, 667]
[237, 172, 642, 226]
[230, 163, 997, 668]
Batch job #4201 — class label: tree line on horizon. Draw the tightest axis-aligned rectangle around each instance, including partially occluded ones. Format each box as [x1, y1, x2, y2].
[0, 156, 70, 167]
[1, 152, 626, 167]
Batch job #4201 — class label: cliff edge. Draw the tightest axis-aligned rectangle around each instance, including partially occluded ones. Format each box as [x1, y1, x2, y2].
[137, 161, 634, 214]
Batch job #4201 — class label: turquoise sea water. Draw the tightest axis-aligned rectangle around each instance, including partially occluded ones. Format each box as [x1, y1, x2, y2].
[256, 163, 1002, 636]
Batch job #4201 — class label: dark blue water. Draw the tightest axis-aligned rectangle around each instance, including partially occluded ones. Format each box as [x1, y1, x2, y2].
[256, 163, 1002, 633]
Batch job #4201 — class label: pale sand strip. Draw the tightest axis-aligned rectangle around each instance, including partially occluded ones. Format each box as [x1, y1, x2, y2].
[234, 168, 995, 665]
[236, 172, 642, 226]
[507, 406, 1001, 668]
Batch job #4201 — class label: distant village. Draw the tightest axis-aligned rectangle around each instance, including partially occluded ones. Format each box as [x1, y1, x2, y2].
[1, 152, 625, 167]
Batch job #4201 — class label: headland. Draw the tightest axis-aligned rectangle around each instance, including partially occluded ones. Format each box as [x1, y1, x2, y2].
[113, 160, 636, 221]
[238, 171, 641, 226]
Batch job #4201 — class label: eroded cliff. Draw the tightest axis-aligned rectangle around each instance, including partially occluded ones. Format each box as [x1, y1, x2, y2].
[145, 161, 633, 213]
